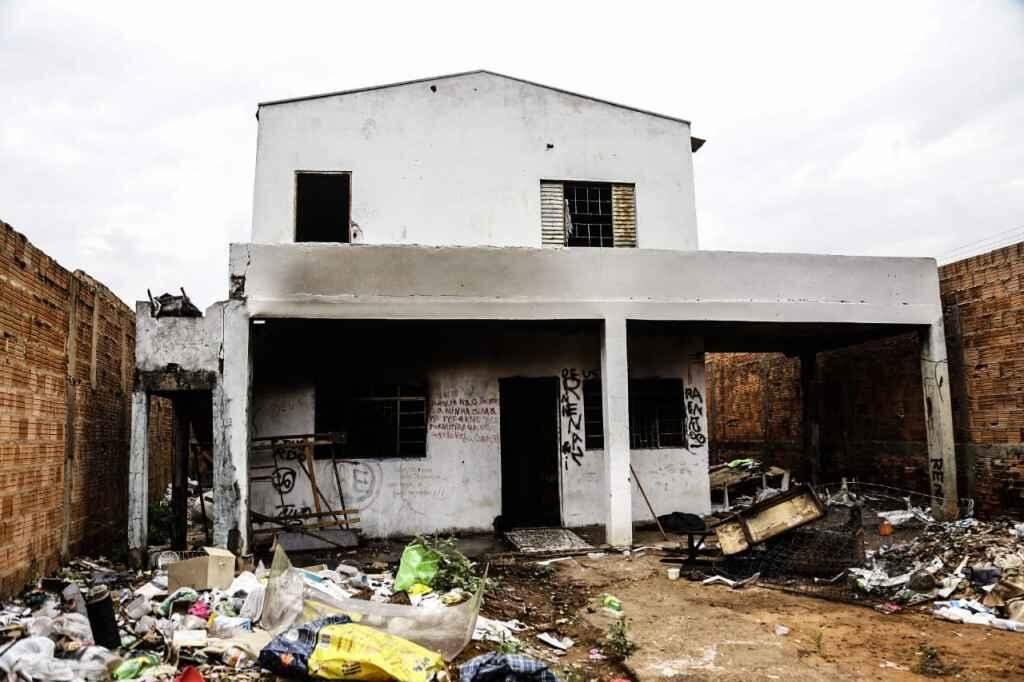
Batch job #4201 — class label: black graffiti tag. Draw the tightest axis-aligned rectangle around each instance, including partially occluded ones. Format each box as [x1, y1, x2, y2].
[684, 386, 707, 448]
[560, 368, 585, 467]
[270, 466, 296, 494]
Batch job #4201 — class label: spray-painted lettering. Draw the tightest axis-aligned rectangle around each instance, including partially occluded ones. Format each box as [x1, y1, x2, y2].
[684, 386, 707, 448]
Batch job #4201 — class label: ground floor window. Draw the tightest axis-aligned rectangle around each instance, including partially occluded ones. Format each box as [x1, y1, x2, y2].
[315, 382, 427, 458]
[582, 377, 685, 449]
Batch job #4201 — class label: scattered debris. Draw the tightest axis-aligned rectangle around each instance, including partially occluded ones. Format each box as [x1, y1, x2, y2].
[147, 288, 202, 318]
[714, 485, 826, 555]
[536, 632, 574, 651]
[459, 652, 558, 682]
[503, 528, 592, 554]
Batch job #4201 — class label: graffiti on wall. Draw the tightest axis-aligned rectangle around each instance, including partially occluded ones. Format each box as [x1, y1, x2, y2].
[427, 389, 500, 444]
[345, 460, 382, 508]
[560, 368, 597, 468]
[930, 457, 945, 502]
[684, 386, 707, 449]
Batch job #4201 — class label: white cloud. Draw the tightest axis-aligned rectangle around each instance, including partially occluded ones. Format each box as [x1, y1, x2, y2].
[1, 0, 1022, 305]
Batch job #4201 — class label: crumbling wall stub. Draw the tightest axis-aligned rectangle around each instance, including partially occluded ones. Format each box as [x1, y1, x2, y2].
[214, 299, 250, 552]
[134, 300, 223, 374]
[127, 390, 149, 553]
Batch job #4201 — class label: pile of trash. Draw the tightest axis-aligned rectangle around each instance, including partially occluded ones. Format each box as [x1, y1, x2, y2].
[849, 516, 1024, 630]
[0, 535, 556, 681]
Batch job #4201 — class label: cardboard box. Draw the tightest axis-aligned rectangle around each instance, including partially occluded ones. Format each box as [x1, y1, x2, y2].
[167, 547, 236, 592]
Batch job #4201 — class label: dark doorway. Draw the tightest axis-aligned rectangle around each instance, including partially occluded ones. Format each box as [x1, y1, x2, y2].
[295, 172, 351, 243]
[499, 377, 561, 527]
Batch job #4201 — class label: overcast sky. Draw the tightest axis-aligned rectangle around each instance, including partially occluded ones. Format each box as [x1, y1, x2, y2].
[2, 1, 1022, 307]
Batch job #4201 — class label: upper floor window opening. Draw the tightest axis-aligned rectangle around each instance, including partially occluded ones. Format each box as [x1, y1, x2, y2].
[541, 180, 636, 248]
[295, 171, 351, 243]
[565, 182, 613, 247]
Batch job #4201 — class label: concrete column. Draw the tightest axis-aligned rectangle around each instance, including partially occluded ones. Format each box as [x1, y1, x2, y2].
[128, 389, 149, 553]
[601, 316, 632, 547]
[214, 300, 251, 552]
[799, 352, 822, 485]
[920, 317, 958, 520]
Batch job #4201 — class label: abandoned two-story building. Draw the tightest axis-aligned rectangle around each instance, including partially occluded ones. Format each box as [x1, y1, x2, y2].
[128, 71, 957, 556]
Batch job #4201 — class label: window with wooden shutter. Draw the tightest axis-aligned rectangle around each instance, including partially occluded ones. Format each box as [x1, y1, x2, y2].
[540, 181, 636, 247]
[611, 183, 637, 247]
[540, 181, 565, 246]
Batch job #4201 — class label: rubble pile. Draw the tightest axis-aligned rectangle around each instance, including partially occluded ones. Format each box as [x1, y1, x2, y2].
[0, 536, 501, 681]
[849, 517, 1024, 630]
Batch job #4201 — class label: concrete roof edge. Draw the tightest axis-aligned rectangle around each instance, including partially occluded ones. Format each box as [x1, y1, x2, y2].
[256, 69, 692, 126]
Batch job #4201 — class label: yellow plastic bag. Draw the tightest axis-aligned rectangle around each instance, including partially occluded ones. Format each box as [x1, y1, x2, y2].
[308, 622, 445, 682]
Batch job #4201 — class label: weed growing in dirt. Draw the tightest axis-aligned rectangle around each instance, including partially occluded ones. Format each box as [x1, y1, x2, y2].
[414, 534, 488, 592]
[813, 630, 825, 656]
[913, 645, 961, 677]
[601, 617, 638, 660]
[495, 633, 525, 655]
[560, 664, 584, 682]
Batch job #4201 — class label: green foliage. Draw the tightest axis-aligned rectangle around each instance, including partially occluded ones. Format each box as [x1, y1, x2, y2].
[495, 633, 525, 655]
[601, 617, 638, 660]
[559, 665, 583, 682]
[413, 534, 486, 592]
[913, 645, 961, 677]
[147, 499, 173, 545]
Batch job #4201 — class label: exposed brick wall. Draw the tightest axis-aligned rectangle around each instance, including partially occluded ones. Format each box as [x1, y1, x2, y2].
[707, 241, 1024, 518]
[705, 353, 802, 471]
[147, 396, 174, 503]
[0, 220, 134, 596]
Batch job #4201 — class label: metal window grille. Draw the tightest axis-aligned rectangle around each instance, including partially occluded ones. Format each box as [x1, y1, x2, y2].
[564, 182, 614, 247]
[319, 383, 427, 458]
[583, 378, 685, 449]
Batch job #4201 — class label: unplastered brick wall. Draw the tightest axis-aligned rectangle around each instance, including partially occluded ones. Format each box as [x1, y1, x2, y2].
[0, 220, 135, 596]
[941, 243, 1024, 517]
[707, 241, 1024, 518]
[705, 353, 802, 471]
[147, 396, 173, 503]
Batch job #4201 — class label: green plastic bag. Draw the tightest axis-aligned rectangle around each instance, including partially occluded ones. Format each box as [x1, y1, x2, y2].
[113, 653, 161, 679]
[394, 543, 440, 593]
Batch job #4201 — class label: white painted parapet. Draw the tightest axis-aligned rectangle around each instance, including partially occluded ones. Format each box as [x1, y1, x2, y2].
[230, 243, 944, 326]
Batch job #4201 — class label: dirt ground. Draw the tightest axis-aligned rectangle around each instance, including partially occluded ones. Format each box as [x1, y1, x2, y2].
[546, 552, 1024, 681]
[294, 531, 1024, 680]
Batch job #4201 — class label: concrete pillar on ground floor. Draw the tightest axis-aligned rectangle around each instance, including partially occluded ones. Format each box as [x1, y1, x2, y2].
[128, 389, 149, 555]
[799, 351, 822, 485]
[214, 300, 251, 553]
[920, 317, 958, 520]
[601, 316, 632, 547]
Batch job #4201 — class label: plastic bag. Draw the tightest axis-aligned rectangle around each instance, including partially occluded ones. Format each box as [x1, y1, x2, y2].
[113, 652, 162, 680]
[394, 543, 440, 593]
[261, 545, 483, 661]
[260, 546, 305, 634]
[208, 614, 253, 638]
[258, 615, 352, 678]
[52, 612, 94, 644]
[308, 622, 445, 682]
[159, 587, 199, 616]
[0, 637, 55, 678]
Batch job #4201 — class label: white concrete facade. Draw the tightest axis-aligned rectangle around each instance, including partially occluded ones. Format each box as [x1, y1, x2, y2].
[253, 71, 699, 250]
[128, 71, 958, 554]
[247, 324, 709, 540]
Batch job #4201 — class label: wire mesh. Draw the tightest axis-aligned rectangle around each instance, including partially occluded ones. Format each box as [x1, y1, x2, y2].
[711, 481, 946, 605]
